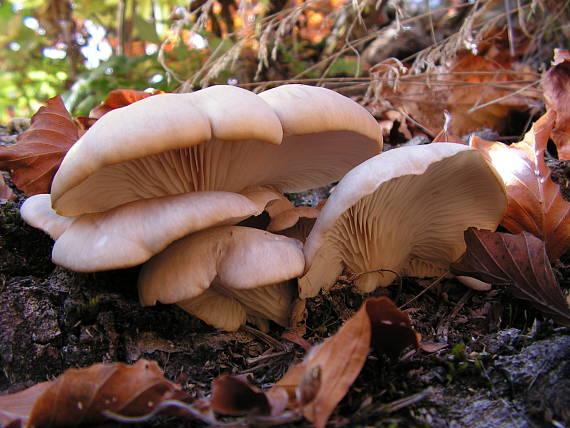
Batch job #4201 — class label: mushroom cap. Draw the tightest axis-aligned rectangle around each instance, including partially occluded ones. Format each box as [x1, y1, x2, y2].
[139, 226, 305, 331]
[299, 143, 507, 297]
[20, 193, 74, 240]
[265, 195, 320, 233]
[263, 196, 320, 243]
[21, 189, 280, 272]
[51, 84, 381, 217]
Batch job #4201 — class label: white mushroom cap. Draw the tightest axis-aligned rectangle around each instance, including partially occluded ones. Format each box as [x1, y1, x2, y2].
[20, 194, 74, 240]
[299, 143, 507, 298]
[139, 226, 305, 331]
[20, 189, 280, 272]
[51, 84, 381, 217]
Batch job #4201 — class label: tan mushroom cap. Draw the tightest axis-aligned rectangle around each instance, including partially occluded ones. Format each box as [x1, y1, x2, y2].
[51, 84, 381, 217]
[299, 143, 507, 298]
[20, 193, 74, 240]
[139, 226, 305, 331]
[263, 196, 320, 243]
[265, 195, 320, 233]
[21, 189, 280, 272]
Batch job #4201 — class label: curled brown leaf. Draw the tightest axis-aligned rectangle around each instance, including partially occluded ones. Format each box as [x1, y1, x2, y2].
[210, 375, 273, 416]
[451, 228, 570, 327]
[0, 359, 191, 428]
[269, 297, 418, 428]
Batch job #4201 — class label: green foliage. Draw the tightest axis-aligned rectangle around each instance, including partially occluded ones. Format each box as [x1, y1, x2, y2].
[64, 54, 172, 117]
[0, 3, 68, 120]
[0, 0, 365, 122]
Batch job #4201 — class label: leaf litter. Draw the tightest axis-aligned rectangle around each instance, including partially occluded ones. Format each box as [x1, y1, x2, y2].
[0, 297, 418, 427]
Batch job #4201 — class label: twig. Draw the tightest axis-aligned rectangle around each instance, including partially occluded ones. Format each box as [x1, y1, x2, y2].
[241, 325, 284, 350]
[399, 272, 448, 309]
[246, 350, 291, 365]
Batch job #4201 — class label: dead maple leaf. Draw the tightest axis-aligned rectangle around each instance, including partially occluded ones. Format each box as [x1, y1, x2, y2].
[268, 297, 418, 428]
[470, 112, 570, 259]
[0, 359, 191, 428]
[0, 96, 80, 195]
[451, 228, 570, 328]
[543, 48, 570, 160]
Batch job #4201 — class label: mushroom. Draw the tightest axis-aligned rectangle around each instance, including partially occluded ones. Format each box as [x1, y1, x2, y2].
[265, 195, 321, 243]
[50, 84, 381, 217]
[20, 193, 74, 240]
[21, 188, 280, 271]
[22, 84, 381, 273]
[139, 226, 305, 331]
[298, 143, 507, 298]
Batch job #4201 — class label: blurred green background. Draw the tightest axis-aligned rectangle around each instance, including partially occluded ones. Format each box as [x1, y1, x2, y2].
[0, 0, 365, 122]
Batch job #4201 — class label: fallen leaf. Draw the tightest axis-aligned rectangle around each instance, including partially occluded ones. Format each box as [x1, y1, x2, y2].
[0, 174, 15, 201]
[373, 48, 539, 137]
[0, 359, 190, 428]
[470, 112, 570, 259]
[543, 48, 570, 160]
[0, 97, 80, 195]
[90, 89, 158, 120]
[270, 297, 418, 428]
[451, 228, 570, 328]
[211, 375, 272, 416]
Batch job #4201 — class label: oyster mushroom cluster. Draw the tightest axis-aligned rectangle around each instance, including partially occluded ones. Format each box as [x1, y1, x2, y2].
[21, 84, 508, 332]
[20, 84, 381, 331]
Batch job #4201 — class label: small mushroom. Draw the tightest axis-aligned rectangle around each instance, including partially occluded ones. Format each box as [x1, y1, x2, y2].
[265, 195, 320, 243]
[139, 226, 305, 331]
[299, 143, 507, 298]
[51, 84, 381, 217]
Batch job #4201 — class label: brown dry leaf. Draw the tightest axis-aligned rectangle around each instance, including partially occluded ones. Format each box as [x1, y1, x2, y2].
[0, 174, 15, 201]
[211, 375, 273, 416]
[0, 96, 80, 195]
[543, 48, 570, 160]
[451, 228, 570, 328]
[0, 359, 190, 428]
[374, 46, 539, 137]
[470, 112, 570, 259]
[90, 89, 159, 120]
[269, 297, 418, 428]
